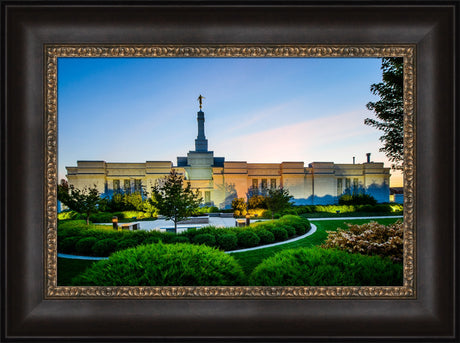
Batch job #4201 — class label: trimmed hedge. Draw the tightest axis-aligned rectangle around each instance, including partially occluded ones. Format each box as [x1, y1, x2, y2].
[236, 231, 260, 248]
[58, 215, 312, 256]
[257, 230, 275, 245]
[249, 247, 403, 286]
[75, 237, 98, 256]
[291, 204, 401, 215]
[193, 234, 217, 247]
[269, 226, 288, 242]
[93, 238, 118, 256]
[216, 234, 238, 251]
[72, 243, 245, 286]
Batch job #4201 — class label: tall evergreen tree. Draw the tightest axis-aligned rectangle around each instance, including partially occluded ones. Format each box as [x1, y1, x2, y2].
[151, 170, 202, 233]
[365, 57, 404, 170]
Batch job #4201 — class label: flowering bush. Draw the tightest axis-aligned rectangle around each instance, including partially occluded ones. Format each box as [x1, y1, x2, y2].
[321, 220, 403, 262]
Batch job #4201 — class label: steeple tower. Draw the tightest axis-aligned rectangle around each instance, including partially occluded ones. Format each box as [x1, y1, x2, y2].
[195, 94, 208, 152]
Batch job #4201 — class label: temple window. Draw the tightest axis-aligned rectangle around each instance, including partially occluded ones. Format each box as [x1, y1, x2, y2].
[261, 179, 268, 189]
[337, 178, 343, 196]
[113, 179, 120, 191]
[124, 179, 131, 194]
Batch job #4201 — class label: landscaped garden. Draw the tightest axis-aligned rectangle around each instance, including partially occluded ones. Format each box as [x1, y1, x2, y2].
[57, 217, 403, 286]
[57, 171, 404, 287]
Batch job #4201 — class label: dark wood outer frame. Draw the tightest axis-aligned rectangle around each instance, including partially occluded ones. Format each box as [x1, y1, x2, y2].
[1, 1, 457, 341]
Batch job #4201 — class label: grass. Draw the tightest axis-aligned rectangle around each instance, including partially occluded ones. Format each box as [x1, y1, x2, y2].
[58, 217, 401, 285]
[301, 211, 402, 218]
[58, 258, 97, 285]
[230, 217, 401, 275]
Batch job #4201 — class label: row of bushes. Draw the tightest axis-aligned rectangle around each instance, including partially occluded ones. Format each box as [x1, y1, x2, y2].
[232, 204, 403, 219]
[71, 243, 402, 286]
[58, 215, 312, 257]
[280, 203, 403, 215]
[58, 210, 155, 222]
[58, 220, 182, 256]
[180, 215, 311, 251]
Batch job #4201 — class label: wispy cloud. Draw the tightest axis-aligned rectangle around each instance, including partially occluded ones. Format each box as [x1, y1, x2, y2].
[213, 110, 371, 162]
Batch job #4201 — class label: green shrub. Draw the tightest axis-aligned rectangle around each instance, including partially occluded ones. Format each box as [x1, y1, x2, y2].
[89, 212, 116, 223]
[279, 215, 311, 235]
[93, 238, 118, 256]
[193, 206, 219, 215]
[143, 236, 162, 245]
[216, 233, 238, 251]
[269, 226, 288, 242]
[257, 229, 275, 245]
[75, 237, 98, 256]
[173, 236, 190, 244]
[58, 210, 83, 221]
[58, 236, 80, 254]
[58, 219, 89, 231]
[193, 234, 217, 247]
[359, 204, 374, 212]
[121, 211, 148, 219]
[322, 220, 403, 262]
[261, 210, 272, 219]
[236, 231, 260, 248]
[279, 223, 295, 237]
[72, 243, 245, 286]
[339, 194, 377, 205]
[116, 238, 139, 251]
[279, 208, 298, 216]
[249, 247, 403, 286]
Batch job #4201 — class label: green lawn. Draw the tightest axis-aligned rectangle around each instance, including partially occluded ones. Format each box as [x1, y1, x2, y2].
[58, 258, 97, 285]
[301, 211, 402, 218]
[58, 217, 401, 285]
[230, 217, 401, 275]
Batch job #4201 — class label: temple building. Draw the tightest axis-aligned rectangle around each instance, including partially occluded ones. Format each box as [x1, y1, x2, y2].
[66, 99, 391, 208]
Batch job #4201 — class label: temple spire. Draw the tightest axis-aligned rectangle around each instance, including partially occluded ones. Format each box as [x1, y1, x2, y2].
[195, 95, 208, 152]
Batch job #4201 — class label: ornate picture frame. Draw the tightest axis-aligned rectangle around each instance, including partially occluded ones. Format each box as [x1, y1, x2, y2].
[46, 45, 415, 299]
[2, 1, 457, 341]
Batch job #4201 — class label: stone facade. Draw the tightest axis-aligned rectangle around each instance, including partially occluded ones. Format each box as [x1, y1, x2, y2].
[66, 109, 391, 208]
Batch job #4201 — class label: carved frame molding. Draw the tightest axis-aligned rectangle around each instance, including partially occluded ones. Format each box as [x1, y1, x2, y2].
[45, 44, 415, 299]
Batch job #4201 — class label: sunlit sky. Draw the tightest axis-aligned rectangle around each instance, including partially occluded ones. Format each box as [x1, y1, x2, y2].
[57, 57, 403, 187]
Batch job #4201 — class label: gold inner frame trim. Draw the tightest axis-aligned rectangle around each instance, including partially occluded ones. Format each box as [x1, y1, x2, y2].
[45, 45, 416, 299]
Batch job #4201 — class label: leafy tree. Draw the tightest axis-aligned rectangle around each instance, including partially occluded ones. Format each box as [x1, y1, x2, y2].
[151, 170, 202, 233]
[265, 187, 293, 219]
[57, 180, 101, 225]
[100, 188, 147, 212]
[365, 57, 404, 170]
[231, 197, 247, 216]
[248, 195, 267, 209]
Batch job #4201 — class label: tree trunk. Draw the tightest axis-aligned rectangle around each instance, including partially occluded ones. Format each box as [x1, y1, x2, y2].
[174, 219, 177, 234]
[86, 214, 90, 226]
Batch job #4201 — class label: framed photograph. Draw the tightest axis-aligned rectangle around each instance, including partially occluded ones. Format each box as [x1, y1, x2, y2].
[2, 1, 457, 341]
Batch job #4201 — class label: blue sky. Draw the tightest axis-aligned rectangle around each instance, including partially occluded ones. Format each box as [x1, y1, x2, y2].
[57, 57, 402, 186]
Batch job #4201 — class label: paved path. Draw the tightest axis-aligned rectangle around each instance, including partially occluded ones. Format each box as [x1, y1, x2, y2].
[225, 224, 317, 254]
[58, 215, 401, 260]
[58, 253, 108, 260]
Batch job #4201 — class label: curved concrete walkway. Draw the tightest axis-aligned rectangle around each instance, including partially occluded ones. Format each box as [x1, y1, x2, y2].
[58, 253, 108, 260]
[57, 224, 318, 260]
[225, 224, 317, 254]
